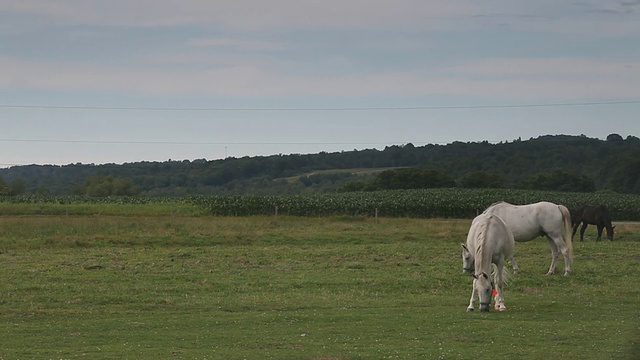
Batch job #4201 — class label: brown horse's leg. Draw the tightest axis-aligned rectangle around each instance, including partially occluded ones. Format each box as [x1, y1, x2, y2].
[596, 225, 603, 242]
[579, 223, 588, 242]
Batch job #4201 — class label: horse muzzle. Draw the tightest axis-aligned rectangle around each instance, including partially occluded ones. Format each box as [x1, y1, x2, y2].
[480, 303, 490, 312]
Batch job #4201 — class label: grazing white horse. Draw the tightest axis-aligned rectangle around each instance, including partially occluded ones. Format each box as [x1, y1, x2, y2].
[483, 201, 573, 276]
[461, 213, 515, 312]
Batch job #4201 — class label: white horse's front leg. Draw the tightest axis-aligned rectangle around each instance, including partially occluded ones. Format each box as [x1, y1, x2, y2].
[494, 267, 507, 311]
[467, 279, 476, 311]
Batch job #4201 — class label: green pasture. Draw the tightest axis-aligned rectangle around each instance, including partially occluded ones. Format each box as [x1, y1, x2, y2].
[0, 212, 638, 359]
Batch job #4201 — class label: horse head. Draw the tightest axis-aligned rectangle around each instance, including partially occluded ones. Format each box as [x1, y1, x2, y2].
[606, 225, 616, 241]
[472, 272, 493, 312]
[461, 244, 474, 274]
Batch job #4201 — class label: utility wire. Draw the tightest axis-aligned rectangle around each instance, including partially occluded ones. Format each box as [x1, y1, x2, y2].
[0, 139, 404, 145]
[1, 100, 639, 111]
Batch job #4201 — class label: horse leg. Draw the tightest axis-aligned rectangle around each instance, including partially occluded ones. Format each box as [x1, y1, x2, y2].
[545, 238, 559, 276]
[550, 235, 572, 276]
[509, 254, 520, 274]
[572, 223, 579, 240]
[596, 225, 603, 242]
[560, 243, 571, 276]
[467, 279, 477, 312]
[579, 223, 588, 242]
[494, 264, 506, 311]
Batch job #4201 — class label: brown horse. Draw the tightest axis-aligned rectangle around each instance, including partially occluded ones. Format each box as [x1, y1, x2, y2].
[571, 205, 615, 241]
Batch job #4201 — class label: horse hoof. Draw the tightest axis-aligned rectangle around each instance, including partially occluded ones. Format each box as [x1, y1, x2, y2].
[467, 307, 474, 312]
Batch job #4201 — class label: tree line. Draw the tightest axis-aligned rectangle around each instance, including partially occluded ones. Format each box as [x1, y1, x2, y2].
[1, 134, 638, 196]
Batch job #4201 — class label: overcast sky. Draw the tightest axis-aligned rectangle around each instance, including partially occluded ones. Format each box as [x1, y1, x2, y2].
[1, 0, 639, 167]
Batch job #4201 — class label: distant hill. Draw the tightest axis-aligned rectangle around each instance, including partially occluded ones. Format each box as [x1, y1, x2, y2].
[1, 134, 639, 196]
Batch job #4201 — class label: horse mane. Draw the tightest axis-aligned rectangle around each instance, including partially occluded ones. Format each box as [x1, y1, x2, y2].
[474, 218, 489, 271]
[488, 201, 506, 207]
[474, 214, 512, 280]
[598, 205, 613, 222]
[483, 201, 508, 214]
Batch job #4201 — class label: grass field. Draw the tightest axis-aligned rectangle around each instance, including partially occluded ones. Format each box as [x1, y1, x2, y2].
[0, 213, 638, 359]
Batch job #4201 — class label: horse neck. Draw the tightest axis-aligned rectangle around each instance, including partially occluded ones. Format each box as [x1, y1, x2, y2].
[474, 225, 494, 275]
[475, 248, 493, 275]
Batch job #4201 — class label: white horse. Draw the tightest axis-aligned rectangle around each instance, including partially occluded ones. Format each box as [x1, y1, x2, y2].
[483, 201, 573, 276]
[461, 213, 515, 312]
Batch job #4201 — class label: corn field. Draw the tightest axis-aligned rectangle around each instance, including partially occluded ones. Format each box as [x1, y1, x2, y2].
[5, 188, 637, 219]
[189, 189, 640, 219]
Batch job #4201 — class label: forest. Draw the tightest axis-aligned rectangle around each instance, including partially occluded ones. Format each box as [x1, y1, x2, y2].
[1, 133, 639, 196]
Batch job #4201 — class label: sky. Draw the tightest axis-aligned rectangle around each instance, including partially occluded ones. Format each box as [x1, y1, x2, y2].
[1, 0, 639, 167]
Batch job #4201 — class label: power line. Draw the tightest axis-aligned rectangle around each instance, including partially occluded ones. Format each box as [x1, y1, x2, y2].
[0, 100, 639, 111]
[0, 139, 408, 146]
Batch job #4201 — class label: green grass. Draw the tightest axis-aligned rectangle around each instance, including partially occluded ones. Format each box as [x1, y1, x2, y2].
[0, 215, 638, 359]
[0, 202, 204, 217]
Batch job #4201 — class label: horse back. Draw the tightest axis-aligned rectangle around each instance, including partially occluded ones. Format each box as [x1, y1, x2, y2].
[468, 213, 514, 266]
[489, 214, 515, 258]
[578, 204, 612, 227]
[484, 201, 565, 242]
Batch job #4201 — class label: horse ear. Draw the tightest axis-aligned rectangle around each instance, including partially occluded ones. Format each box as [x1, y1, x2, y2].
[472, 273, 478, 279]
[482, 273, 489, 279]
[461, 244, 468, 250]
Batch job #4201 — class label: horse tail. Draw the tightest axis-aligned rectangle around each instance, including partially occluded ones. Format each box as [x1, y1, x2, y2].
[558, 205, 573, 260]
[491, 263, 510, 286]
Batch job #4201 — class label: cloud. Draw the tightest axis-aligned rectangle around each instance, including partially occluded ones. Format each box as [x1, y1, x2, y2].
[469, 1, 640, 36]
[186, 37, 284, 51]
[4, 1, 639, 37]
[3, 0, 479, 29]
[2, 54, 638, 100]
[583, 0, 640, 14]
[441, 58, 639, 78]
[1, 1, 639, 102]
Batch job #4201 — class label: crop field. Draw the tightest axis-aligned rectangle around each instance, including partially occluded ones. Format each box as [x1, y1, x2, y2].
[0, 203, 638, 359]
[5, 188, 640, 219]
